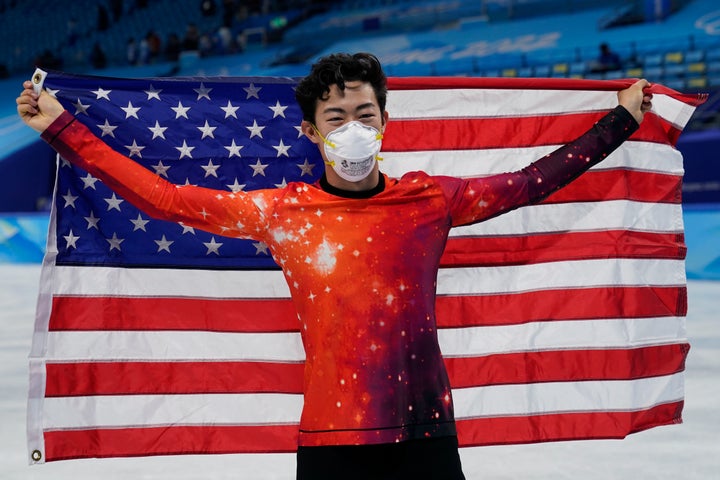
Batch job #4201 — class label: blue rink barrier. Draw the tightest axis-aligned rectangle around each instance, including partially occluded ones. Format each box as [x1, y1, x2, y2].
[2, 207, 719, 280]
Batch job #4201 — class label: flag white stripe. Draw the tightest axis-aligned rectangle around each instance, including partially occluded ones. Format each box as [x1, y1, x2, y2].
[453, 372, 685, 419]
[41, 373, 684, 430]
[438, 317, 686, 357]
[387, 89, 691, 126]
[44, 316, 685, 361]
[48, 258, 685, 299]
[387, 88, 617, 118]
[43, 393, 304, 429]
[449, 201, 683, 237]
[382, 142, 684, 177]
[436, 258, 686, 295]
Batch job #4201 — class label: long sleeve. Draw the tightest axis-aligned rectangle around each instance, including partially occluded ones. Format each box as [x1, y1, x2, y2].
[41, 111, 274, 240]
[439, 105, 639, 227]
[522, 105, 639, 202]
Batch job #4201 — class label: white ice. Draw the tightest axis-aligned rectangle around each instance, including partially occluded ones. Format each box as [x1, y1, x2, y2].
[1, 264, 718, 479]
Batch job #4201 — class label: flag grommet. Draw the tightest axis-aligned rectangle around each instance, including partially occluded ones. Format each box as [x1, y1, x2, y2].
[31, 449, 42, 462]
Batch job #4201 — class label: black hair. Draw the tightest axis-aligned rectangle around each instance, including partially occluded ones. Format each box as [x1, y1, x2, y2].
[294, 52, 387, 123]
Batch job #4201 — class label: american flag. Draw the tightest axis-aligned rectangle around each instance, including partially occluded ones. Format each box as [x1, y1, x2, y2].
[28, 71, 703, 468]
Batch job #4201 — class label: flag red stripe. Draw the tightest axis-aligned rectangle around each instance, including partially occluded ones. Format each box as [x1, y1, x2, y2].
[445, 344, 688, 389]
[41, 401, 683, 461]
[45, 344, 686, 396]
[442, 230, 685, 268]
[456, 401, 684, 447]
[436, 285, 687, 328]
[540, 170, 682, 204]
[49, 296, 299, 332]
[43, 424, 300, 461]
[45, 361, 305, 396]
[383, 113, 679, 151]
[48, 285, 686, 332]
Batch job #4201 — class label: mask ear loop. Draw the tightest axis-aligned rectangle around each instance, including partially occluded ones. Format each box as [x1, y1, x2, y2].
[312, 124, 336, 166]
[375, 132, 384, 162]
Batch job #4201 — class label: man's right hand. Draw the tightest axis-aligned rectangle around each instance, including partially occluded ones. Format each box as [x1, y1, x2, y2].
[16, 80, 66, 133]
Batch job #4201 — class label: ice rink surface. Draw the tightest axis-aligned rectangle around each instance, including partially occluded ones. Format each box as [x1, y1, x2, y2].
[1, 264, 718, 479]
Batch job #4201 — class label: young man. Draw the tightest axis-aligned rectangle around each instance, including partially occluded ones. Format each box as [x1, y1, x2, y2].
[17, 53, 652, 479]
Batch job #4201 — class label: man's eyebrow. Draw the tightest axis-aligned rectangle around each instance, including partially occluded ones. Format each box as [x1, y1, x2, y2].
[321, 103, 377, 115]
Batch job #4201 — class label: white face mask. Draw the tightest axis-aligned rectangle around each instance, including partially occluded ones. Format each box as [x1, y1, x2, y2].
[316, 121, 383, 182]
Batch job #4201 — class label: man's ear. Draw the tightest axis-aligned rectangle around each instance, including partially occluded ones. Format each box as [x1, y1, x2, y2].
[381, 110, 389, 133]
[301, 120, 321, 145]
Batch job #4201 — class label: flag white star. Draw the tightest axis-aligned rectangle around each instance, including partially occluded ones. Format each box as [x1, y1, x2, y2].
[175, 140, 195, 159]
[194, 82, 212, 100]
[172, 101, 190, 119]
[144, 85, 162, 100]
[106, 232, 124, 251]
[84, 211, 100, 229]
[221, 100, 239, 118]
[62, 190, 78, 208]
[152, 160, 171, 177]
[268, 100, 288, 118]
[297, 158, 316, 176]
[273, 139, 291, 157]
[254, 242, 269, 255]
[130, 213, 150, 231]
[125, 139, 145, 158]
[201, 159, 220, 178]
[63, 230, 80, 249]
[197, 120, 217, 139]
[80, 173, 99, 189]
[46, 87, 59, 98]
[224, 139, 243, 157]
[97, 119, 118, 137]
[104, 193, 124, 211]
[244, 83, 261, 99]
[246, 119, 265, 138]
[178, 222, 195, 234]
[91, 87, 111, 100]
[274, 177, 288, 188]
[155, 235, 174, 253]
[250, 159, 269, 176]
[203, 237, 223, 255]
[73, 98, 90, 115]
[226, 178, 246, 193]
[121, 101, 141, 119]
[148, 120, 167, 139]
[295, 125, 304, 138]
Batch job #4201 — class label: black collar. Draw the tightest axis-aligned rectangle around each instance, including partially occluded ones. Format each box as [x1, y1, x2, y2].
[319, 173, 386, 199]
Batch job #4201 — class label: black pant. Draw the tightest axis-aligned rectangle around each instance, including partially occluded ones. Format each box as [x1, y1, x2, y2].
[296, 436, 466, 480]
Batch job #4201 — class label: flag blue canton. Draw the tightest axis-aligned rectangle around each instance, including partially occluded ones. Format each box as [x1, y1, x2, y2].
[44, 73, 322, 269]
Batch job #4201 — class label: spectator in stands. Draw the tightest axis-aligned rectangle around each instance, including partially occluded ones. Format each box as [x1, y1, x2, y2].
[126, 38, 138, 65]
[89, 42, 107, 69]
[198, 33, 214, 57]
[222, 0, 237, 27]
[33, 49, 63, 70]
[110, 0, 124, 21]
[201, 0, 217, 16]
[164, 33, 182, 62]
[213, 25, 235, 54]
[66, 17, 79, 47]
[97, 5, 110, 32]
[182, 23, 201, 51]
[590, 42, 622, 73]
[143, 30, 163, 63]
